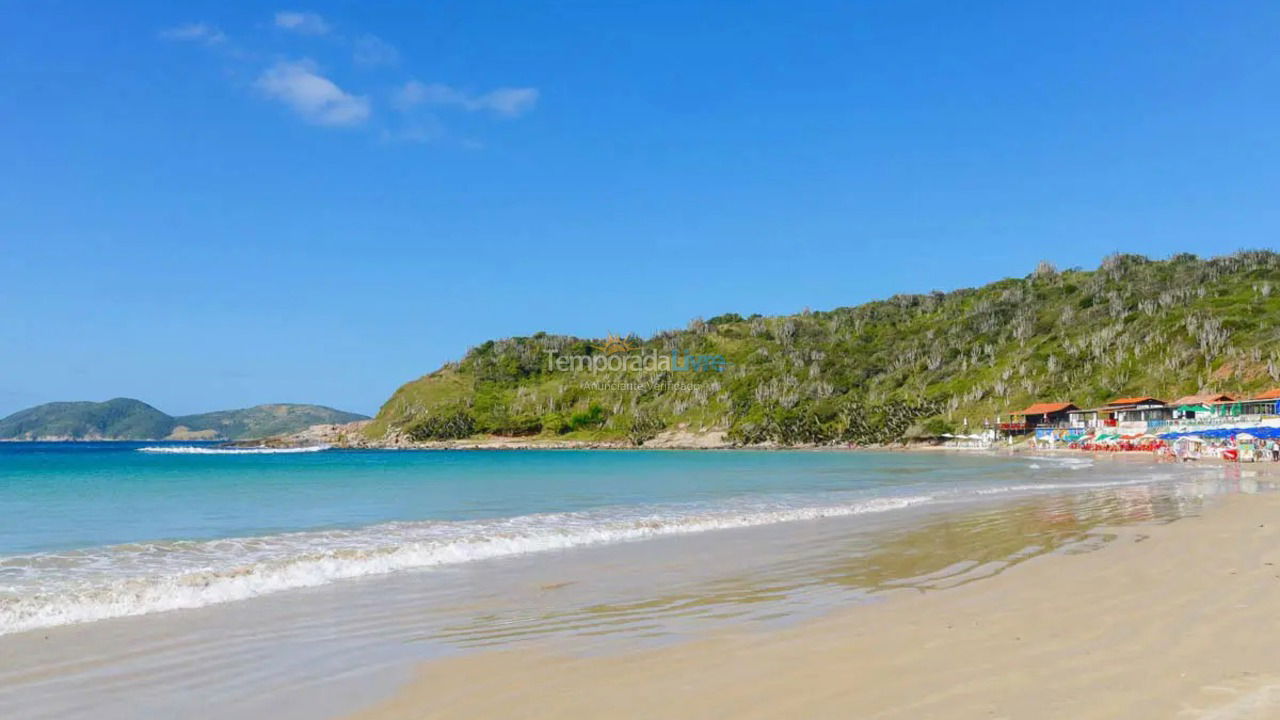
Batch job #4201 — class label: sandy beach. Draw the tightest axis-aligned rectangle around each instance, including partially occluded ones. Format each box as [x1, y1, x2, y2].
[6, 450, 1277, 720]
[352, 476, 1280, 720]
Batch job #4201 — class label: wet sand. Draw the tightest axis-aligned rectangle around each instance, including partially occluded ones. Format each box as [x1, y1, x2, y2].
[351, 488, 1280, 720]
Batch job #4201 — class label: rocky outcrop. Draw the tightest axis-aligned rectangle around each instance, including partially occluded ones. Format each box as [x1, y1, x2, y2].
[253, 420, 740, 450]
[247, 420, 375, 448]
[641, 429, 731, 449]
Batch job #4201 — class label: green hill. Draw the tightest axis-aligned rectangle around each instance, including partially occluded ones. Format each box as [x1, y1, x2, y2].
[368, 251, 1280, 446]
[0, 398, 174, 441]
[0, 400, 367, 441]
[175, 404, 368, 440]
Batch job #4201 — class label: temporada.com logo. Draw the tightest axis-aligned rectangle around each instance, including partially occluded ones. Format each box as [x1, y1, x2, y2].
[544, 334, 732, 373]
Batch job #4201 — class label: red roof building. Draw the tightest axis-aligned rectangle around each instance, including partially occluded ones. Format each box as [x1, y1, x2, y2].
[1105, 397, 1163, 407]
[1070, 397, 1171, 425]
[1005, 402, 1079, 432]
[1016, 402, 1078, 415]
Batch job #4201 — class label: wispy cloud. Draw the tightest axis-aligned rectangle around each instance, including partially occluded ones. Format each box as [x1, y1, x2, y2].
[161, 15, 534, 142]
[255, 60, 370, 127]
[274, 11, 330, 36]
[394, 81, 539, 117]
[352, 34, 399, 67]
[159, 22, 226, 45]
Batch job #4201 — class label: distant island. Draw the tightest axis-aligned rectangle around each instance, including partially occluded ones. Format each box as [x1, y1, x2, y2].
[0, 398, 368, 441]
[341, 251, 1280, 449]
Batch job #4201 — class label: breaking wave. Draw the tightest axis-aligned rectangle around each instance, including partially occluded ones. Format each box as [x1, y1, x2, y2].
[136, 445, 331, 455]
[0, 495, 935, 635]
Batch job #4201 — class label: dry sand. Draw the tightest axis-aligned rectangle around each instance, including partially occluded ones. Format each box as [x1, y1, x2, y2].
[350, 489, 1280, 720]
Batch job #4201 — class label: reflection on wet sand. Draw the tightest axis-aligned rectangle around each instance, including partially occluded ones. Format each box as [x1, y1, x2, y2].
[428, 483, 1213, 649]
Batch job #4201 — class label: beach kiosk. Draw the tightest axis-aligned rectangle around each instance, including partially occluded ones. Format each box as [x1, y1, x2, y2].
[1174, 436, 1204, 461]
[1236, 433, 1260, 462]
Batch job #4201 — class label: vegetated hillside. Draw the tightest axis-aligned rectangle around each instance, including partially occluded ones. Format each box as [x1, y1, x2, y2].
[0, 398, 174, 440]
[368, 251, 1280, 446]
[175, 404, 368, 440]
[0, 400, 369, 441]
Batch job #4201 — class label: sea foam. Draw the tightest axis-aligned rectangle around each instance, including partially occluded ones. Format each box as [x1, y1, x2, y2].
[0, 495, 932, 635]
[136, 445, 331, 455]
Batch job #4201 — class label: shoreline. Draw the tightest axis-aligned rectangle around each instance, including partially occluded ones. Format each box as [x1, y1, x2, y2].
[349, 483, 1280, 720]
[3, 450, 1268, 719]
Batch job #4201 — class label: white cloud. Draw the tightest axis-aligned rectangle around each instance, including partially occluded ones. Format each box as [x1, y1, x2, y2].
[480, 88, 541, 117]
[255, 60, 370, 127]
[353, 34, 399, 67]
[159, 22, 226, 45]
[394, 81, 539, 117]
[274, 11, 330, 35]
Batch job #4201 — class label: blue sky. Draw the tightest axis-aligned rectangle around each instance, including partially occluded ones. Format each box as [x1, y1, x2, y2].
[3, 1, 1279, 417]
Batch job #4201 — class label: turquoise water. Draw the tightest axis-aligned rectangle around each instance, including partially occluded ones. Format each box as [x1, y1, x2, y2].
[1, 443, 1036, 553]
[0, 443, 1169, 635]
